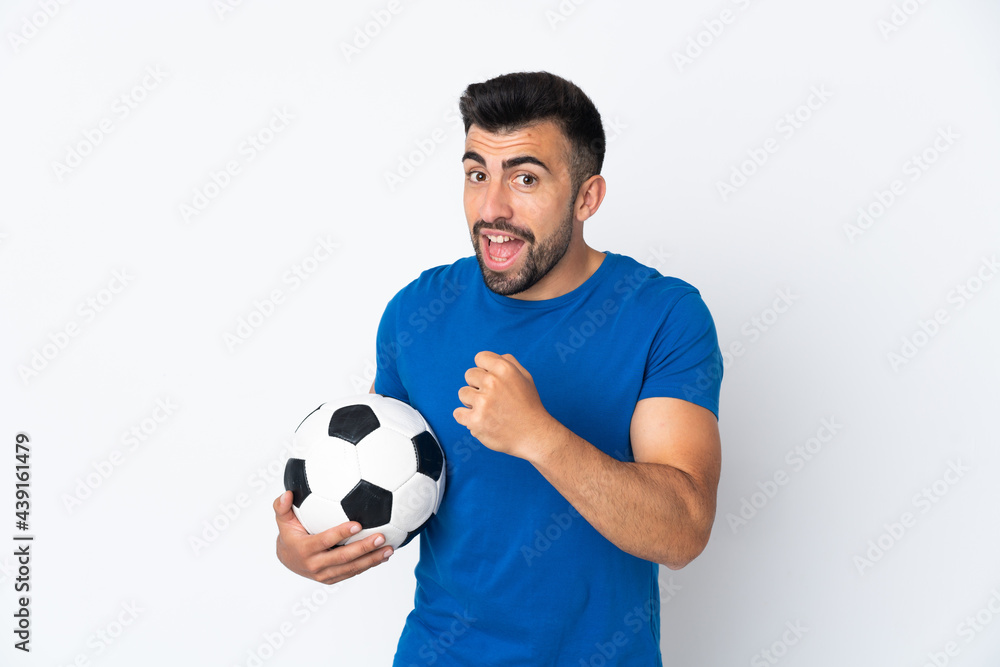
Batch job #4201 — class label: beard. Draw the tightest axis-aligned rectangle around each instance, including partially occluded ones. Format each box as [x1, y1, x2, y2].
[470, 201, 575, 297]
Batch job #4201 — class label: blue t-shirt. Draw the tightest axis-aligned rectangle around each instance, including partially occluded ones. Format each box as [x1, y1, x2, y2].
[374, 251, 722, 666]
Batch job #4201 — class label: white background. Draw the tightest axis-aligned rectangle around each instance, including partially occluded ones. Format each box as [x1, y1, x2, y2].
[2, 1, 999, 665]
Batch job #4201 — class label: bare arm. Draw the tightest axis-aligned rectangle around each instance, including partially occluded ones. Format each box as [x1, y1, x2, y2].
[529, 396, 720, 569]
[454, 352, 720, 569]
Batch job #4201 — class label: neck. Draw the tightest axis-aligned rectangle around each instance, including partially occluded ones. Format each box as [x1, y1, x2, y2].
[507, 242, 605, 301]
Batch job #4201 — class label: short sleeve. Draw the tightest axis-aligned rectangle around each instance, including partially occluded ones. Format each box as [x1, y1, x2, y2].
[637, 291, 723, 418]
[372, 289, 410, 403]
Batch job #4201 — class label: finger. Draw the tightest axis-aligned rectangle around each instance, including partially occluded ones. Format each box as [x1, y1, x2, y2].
[501, 353, 531, 379]
[311, 530, 388, 572]
[317, 541, 394, 584]
[312, 521, 363, 551]
[473, 350, 499, 369]
[464, 366, 487, 389]
[453, 405, 470, 425]
[456, 386, 477, 409]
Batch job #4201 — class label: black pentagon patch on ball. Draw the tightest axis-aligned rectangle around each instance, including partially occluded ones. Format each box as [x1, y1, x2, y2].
[341, 479, 393, 528]
[328, 404, 380, 445]
[412, 431, 443, 481]
[283, 458, 311, 508]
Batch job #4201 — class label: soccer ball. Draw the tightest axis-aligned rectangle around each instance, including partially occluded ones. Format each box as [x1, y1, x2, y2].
[283, 394, 446, 550]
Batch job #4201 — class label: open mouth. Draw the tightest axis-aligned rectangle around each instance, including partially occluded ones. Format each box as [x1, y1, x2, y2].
[482, 233, 526, 271]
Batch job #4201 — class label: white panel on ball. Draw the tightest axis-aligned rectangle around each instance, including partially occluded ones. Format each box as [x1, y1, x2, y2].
[356, 427, 420, 492]
[374, 395, 429, 436]
[391, 474, 438, 528]
[295, 494, 350, 536]
[303, 437, 362, 500]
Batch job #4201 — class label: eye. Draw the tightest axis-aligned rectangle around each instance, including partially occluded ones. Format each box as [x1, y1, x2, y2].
[466, 170, 486, 183]
[517, 174, 536, 186]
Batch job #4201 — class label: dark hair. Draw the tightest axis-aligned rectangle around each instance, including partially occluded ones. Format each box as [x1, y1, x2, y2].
[459, 71, 605, 195]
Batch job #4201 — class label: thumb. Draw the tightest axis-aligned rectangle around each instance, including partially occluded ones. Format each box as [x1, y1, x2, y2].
[273, 490, 299, 526]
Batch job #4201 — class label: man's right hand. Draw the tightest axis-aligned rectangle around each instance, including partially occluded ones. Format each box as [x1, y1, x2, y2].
[273, 490, 393, 584]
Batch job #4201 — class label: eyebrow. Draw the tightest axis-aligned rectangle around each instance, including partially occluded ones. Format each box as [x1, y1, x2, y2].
[461, 151, 551, 173]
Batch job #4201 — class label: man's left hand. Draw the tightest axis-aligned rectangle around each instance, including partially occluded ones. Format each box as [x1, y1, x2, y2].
[453, 351, 557, 460]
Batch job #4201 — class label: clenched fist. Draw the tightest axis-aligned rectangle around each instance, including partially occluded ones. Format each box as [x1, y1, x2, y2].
[453, 351, 559, 462]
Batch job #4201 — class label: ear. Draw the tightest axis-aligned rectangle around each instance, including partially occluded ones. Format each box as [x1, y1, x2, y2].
[573, 174, 607, 223]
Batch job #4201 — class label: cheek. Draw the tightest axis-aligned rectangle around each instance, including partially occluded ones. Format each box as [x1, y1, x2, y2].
[514, 191, 559, 225]
[463, 189, 479, 221]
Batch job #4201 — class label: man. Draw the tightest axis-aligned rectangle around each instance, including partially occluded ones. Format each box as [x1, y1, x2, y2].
[274, 71, 723, 665]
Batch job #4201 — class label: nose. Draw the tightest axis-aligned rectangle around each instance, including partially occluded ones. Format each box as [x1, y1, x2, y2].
[478, 177, 513, 224]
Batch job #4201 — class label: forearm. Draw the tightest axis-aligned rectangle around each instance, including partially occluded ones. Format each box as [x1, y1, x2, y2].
[530, 420, 716, 569]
